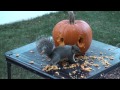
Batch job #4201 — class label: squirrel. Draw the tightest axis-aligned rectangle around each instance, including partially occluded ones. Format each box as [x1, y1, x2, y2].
[36, 37, 82, 65]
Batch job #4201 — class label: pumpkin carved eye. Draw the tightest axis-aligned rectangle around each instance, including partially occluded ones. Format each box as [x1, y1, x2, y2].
[57, 36, 65, 46]
[60, 38, 64, 42]
[79, 37, 83, 43]
[78, 36, 85, 48]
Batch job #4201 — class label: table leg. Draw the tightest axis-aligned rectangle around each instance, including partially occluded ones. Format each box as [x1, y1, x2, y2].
[7, 62, 11, 79]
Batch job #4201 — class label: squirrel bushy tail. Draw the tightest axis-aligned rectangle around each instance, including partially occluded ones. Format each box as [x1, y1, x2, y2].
[36, 37, 54, 57]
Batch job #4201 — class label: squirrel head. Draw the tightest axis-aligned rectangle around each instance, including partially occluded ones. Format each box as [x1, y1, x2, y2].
[71, 45, 81, 54]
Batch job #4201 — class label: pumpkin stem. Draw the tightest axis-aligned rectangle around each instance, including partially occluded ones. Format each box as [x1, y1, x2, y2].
[68, 11, 75, 24]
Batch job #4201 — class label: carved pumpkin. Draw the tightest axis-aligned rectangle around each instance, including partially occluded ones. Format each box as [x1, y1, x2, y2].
[52, 11, 92, 55]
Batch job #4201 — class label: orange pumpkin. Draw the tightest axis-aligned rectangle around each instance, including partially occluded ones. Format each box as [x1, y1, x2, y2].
[52, 11, 92, 55]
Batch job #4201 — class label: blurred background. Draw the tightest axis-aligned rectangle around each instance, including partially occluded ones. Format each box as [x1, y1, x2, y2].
[0, 11, 58, 25]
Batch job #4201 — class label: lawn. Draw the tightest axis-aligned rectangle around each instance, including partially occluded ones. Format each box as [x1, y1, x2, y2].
[0, 11, 120, 79]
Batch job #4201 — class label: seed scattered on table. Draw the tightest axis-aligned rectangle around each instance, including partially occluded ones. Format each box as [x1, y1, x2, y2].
[69, 73, 72, 76]
[98, 67, 101, 69]
[105, 65, 109, 68]
[42, 65, 59, 72]
[91, 51, 93, 53]
[72, 70, 77, 74]
[100, 73, 104, 77]
[29, 61, 34, 64]
[93, 64, 99, 67]
[100, 52, 103, 55]
[109, 57, 114, 60]
[80, 75, 85, 79]
[42, 59, 45, 61]
[55, 72, 59, 75]
[61, 77, 65, 79]
[30, 50, 34, 53]
[16, 54, 19, 57]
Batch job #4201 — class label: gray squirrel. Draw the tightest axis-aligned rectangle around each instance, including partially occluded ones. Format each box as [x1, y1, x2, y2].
[36, 37, 82, 65]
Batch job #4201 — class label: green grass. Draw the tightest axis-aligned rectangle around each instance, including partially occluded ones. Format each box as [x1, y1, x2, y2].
[0, 11, 120, 79]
